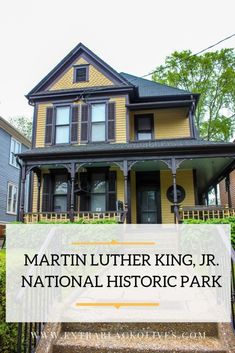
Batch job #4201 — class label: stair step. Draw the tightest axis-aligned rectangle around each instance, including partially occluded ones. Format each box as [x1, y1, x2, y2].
[62, 322, 219, 337]
[53, 332, 226, 353]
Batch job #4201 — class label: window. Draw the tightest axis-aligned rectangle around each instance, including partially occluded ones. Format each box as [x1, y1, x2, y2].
[91, 104, 106, 142]
[55, 106, 70, 144]
[53, 175, 68, 212]
[90, 173, 106, 211]
[9, 138, 21, 168]
[166, 185, 186, 203]
[135, 115, 153, 141]
[74, 65, 89, 82]
[7, 183, 18, 214]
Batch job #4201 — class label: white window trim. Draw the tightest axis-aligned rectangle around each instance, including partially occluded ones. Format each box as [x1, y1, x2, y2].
[7, 182, 18, 215]
[9, 137, 21, 168]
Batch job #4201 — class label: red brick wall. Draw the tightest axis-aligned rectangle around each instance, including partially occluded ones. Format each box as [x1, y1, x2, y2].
[219, 170, 235, 207]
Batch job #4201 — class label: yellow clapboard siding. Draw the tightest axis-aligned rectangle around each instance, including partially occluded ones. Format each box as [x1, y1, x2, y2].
[116, 168, 124, 203]
[110, 96, 126, 143]
[35, 97, 126, 148]
[130, 107, 190, 140]
[36, 103, 52, 147]
[49, 57, 113, 91]
[160, 169, 195, 223]
[32, 171, 47, 212]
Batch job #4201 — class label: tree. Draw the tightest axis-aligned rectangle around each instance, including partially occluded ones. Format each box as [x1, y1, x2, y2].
[9, 116, 32, 141]
[152, 49, 235, 141]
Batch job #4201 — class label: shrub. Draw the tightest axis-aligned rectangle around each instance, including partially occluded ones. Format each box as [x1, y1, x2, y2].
[0, 250, 17, 353]
[36, 219, 118, 224]
[183, 217, 235, 249]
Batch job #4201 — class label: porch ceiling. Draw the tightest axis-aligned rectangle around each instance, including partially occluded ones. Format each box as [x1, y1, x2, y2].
[179, 157, 234, 194]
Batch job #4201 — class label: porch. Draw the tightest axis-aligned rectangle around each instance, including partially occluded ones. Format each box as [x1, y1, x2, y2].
[17, 141, 235, 224]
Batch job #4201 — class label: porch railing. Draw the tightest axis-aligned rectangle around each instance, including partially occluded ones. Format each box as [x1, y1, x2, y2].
[179, 205, 235, 221]
[23, 211, 125, 224]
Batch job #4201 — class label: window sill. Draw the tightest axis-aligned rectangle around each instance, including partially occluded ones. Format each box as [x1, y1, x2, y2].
[6, 211, 17, 216]
[9, 162, 20, 169]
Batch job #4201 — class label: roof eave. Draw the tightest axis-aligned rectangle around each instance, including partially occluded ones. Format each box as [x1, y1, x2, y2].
[27, 43, 132, 98]
[18, 142, 235, 161]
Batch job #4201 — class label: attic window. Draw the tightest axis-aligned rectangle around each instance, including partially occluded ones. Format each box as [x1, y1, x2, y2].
[74, 65, 89, 82]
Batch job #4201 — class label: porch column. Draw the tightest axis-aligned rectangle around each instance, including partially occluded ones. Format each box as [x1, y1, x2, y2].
[69, 162, 76, 222]
[225, 175, 232, 207]
[171, 158, 180, 223]
[214, 185, 218, 205]
[35, 170, 41, 214]
[19, 163, 26, 222]
[123, 160, 128, 221]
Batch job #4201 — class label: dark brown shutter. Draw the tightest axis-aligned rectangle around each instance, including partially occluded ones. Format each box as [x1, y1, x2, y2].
[71, 105, 79, 144]
[80, 172, 89, 211]
[42, 174, 51, 212]
[45, 107, 54, 145]
[81, 104, 89, 143]
[108, 171, 116, 211]
[107, 102, 115, 141]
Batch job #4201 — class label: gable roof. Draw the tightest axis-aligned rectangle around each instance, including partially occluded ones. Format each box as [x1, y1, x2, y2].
[120, 72, 192, 98]
[27, 43, 131, 97]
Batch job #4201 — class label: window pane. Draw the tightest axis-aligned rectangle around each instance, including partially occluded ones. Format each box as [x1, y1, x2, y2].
[91, 173, 106, 193]
[54, 175, 68, 194]
[137, 132, 152, 140]
[137, 117, 151, 130]
[8, 185, 13, 212]
[91, 194, 106, 212]
[56, 126, 69, 144]
[15, 142, 21, 154]
[54, 195, 67, 212]
[56, 107, 70, 125]
[91, 123, 105, 141]
[12, 186, 17, 213]
[91, 104, 105, 122]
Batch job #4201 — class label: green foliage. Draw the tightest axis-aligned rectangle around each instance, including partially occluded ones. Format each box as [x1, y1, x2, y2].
[0, 250, 17, 353]
[9, 116, 32, 141]
[37, 219, 118, 224]
[183, 217, 235, 248]
[152, 49, 235, 141]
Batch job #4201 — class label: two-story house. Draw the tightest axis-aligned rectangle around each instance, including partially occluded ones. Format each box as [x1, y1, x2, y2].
[18, 43, 235, 224]
[0, 116, 30, 222]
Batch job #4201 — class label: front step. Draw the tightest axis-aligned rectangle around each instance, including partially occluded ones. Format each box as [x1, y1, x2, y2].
[62, 322, 219, 337]
[53, 332, 226, 353]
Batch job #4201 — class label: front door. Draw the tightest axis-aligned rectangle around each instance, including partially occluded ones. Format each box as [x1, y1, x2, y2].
[136, 172, 161, 224]
[139, 188, 158, 223]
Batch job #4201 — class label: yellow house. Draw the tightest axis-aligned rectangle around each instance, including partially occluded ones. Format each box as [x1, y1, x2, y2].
[18, 43, 235, 224]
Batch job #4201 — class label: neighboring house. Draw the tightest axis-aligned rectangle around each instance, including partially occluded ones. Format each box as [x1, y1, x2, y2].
[18, 43, 235, 224]
[219, 168, 235, 208]
[0, 117, 31, 222]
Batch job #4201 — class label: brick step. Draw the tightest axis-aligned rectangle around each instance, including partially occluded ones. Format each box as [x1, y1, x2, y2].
[52, 332, 226, 353]
[62, 322, 219, 337]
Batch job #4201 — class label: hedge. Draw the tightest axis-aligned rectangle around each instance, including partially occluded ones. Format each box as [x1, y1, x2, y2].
[183, 217, 235, 249]
[0, 250, 17, 353]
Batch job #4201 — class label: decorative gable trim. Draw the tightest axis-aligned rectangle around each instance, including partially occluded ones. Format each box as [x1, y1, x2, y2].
[27, 43, 131, 98]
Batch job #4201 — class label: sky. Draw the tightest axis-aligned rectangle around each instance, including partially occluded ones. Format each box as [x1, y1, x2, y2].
[0, 0, 235, 120]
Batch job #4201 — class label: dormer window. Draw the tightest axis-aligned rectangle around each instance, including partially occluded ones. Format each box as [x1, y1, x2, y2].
[73, 65, 89, 82]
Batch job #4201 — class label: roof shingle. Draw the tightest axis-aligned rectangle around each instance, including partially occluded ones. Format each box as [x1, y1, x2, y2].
[120, 72, 191, 98]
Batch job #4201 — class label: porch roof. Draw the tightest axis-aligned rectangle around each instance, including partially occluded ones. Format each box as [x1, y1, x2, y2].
[18, 138, 235, 160]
